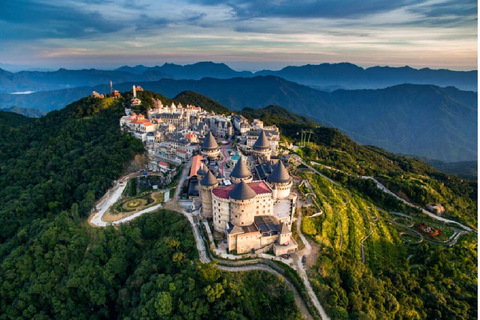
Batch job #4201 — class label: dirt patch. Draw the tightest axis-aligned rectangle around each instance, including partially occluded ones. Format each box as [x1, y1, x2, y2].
[125, 153, 151, 173]
[305, 241, 320, 269]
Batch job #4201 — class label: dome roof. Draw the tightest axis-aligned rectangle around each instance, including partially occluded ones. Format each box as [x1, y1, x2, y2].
[229, 180, 256, 200]
[230, 158, 251, 179]
[201, 131, 219, 151]
[253, 130, 270, 150]
[200, 170, 218, 187]
[267, 161, 292, 184]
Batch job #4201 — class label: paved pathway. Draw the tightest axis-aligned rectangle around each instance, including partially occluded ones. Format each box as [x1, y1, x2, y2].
[292, 254, 330, 320]
[220, 144, 228, 176]
[294, 186, 330, 320]
[360, 176, 475, 232]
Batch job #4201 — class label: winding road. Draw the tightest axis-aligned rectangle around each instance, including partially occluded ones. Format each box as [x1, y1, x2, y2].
[307, 160, 475, 233]
[220, 143, 228, 176]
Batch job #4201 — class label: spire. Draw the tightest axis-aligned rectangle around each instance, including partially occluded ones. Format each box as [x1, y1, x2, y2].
[253, 130, 270, 150]
[201, 131, 219, 151]
[200, 170, 218, 187]
[267, 161, 292, 184]
[196, 163, 208, 176]
[230, 158, 251, 179]
[229, 180, 256, 200]
[280, 222, 290, 234]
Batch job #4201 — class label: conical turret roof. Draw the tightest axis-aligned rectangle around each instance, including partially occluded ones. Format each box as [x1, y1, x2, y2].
[280, 222, 290, 234]
[229, 180, 256, 200]
[200, 170, 218, 187]
[230, 158, 251, 179]
[202, 131, 219, 151]
[196, 163, 208, 176]
[268, 161, 292, 184]
[253, 130, 270, 150]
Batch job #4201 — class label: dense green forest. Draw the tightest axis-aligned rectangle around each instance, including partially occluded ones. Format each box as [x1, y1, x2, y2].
[0, 96, 301, 319]
[0, 97, 144, 242]
[174, 90, 231, 114]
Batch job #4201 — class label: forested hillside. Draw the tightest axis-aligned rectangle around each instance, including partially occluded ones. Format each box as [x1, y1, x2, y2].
[0, 97, 144, 241]
[174, 90, 231, 114]
[0, 94, 302, 319]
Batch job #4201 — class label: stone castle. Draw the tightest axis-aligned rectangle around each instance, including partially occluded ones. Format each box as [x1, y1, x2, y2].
[198, 131, 298, 256]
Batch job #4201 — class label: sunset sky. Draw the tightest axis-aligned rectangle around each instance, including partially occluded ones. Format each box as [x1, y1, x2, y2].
[0, 0, 477, 71]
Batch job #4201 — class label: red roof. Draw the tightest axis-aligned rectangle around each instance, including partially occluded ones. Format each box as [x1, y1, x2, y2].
[176, 149, 186, 153]
[158, 161, 169, 167]
[131, 119, 150, 124]
[189, 155, 204, 178]
[212, 181, 271, 199]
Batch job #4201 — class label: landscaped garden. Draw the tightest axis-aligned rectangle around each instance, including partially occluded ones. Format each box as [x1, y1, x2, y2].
[109, 177, 167, 215]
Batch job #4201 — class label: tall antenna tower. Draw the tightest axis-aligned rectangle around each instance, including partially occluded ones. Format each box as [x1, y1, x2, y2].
[300, 130, 314, 146]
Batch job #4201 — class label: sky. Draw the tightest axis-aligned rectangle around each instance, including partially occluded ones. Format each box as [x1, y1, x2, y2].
[0, 0, 477, 71]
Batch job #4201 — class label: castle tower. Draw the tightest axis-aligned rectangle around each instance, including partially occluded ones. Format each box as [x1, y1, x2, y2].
[229, 180, 257, 226]
[229, 157, 253, 184]
[267, 161, 292, 200]
[132, 85, 137, 98]
[201, 131, 220, 159]
[199, 170, 219, 218]
[196, 163, 208, 182]
[253, 130, 271, 161]
[278, 222, 292, 245]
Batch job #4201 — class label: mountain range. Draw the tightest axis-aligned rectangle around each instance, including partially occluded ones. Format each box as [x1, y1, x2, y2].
[0, 106, 45, 118]
[0, 76, 475, 162]
[0, 61, 476, 93]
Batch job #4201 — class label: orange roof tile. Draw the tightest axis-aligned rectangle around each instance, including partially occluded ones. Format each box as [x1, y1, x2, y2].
[189, 155, 204, 178]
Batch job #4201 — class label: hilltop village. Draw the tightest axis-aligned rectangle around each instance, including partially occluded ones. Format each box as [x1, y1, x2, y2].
[117, 86, 297, 256]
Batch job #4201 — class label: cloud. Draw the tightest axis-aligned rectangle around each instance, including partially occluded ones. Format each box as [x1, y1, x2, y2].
[0, 0, 476, 71]
[0, 0, 125, 40]
[186, 0, 423, 19]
